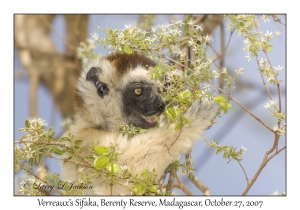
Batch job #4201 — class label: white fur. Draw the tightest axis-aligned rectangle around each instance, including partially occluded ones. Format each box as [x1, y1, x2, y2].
[61, 57, 218, 195]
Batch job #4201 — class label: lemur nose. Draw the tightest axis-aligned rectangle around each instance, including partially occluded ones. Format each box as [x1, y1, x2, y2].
[156, 102, 165, 113]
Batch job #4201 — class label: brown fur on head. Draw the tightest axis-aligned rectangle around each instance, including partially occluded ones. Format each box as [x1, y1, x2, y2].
[106, 52, 156, 77]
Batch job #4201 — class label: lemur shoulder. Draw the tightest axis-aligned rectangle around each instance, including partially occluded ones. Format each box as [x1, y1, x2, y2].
[61, 52, 218, 195]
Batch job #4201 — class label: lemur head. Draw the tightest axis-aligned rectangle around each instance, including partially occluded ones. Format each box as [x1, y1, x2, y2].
[74, 53, 165, 130]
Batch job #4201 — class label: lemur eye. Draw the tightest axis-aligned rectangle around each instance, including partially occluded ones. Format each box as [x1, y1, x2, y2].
[134, 88, 142, 96]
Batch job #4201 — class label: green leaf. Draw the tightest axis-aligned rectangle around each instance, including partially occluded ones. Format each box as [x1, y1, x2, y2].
[214, 95, 232, 114]
[75, 140, 83, 145]
[35, 154, 40, 165]
[141, 169, 149, 177]
[163, 164, 174, 174]
[166, 107, 177, 120]
[134, 184, 145, 195]
[214, 95, 226, 104]
[25, 119, 30, 128]
[115, 154, 118, 161]
[18, 128, 26, 132]
[93, 156, 109, 169]
[179, 90, 192, 100]
[147, 185, 157, 193]
[266, 44, 273, 51]
[150, 64, 163, 80]
[106, 162, 120, 174]
[94, 146, 109, 155]
[122, 45, 133, 54]
[175, 121, 184, 130]
[48, 127, 55, 138]
[140, 169, 150, 180]
[51, 146, 64, 155]
[30, 158, 34, 166]
[58, 137, 69, 142]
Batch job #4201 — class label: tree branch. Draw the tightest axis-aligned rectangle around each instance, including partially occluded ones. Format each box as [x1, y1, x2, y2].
[151, 45, 275, 133]
[22, 168, 64, 195]
[254, 23, 282, 113]
[174, 173, 193, 196]
[29, 69, 39, 117]
[242, 145, 285, 195]
[208, 81, 274, 133]
[166, 171, 175, 195]
[255, 55, 275, 103]
[272, 15, 286, 26]
[41, 15, 75, 51]
[208, 27, 235, 63]
[236, 160, 249, 186]
[185, 151, 210, 195]
[15, 140, 93, 168]
[45, 155, 93, 169]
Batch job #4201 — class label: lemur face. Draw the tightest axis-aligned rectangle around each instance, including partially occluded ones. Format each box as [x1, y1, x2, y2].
[80, 53, 165, 130]
[122, 81, 165, 129]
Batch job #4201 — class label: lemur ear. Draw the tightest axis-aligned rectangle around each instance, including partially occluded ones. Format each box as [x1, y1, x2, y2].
[86, 67, 110, 98]
[86, 67, 101, 82]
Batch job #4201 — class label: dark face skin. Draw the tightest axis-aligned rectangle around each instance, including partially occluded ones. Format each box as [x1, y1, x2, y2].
[122, 81, 165, 129]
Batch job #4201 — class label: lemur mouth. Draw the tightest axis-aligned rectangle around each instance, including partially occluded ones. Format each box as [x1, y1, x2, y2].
[141, 115, 156, 124]
[141, 112, 161, 126]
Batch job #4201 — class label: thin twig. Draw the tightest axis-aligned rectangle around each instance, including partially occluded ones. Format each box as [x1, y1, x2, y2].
[272, 15, 286, 26]
[242, 145, 286, 195]
[208, 81, 274, 133]
[36, 160, 50, 195]
[164, 116, 183, 156]
[219, 22, 225, 90]
[152, 49, 188, 71]
[236, 160, 249, 186]
[45, 155, 93, 169]
[158, 178, 165, 195]
[197, 88, 284, 170]
[264, 134, 280, 161]
[29, 69, 39, 117]
[264, 51, 282, 113]
[254, 23, 282, 113]
[209, 27, 235, 62]
[166, 171, 175, 195]
[15, 140, 93, 168]
[15, 140, 72, 149]
[174, 173, 193, 196]
[206, 43, 220, 57]
[23, 168, 64, 195]
[194, 15, 206, 24]
[185, 152, 210, 195]
[151, 34, 207, 51]
[151, 47, 275, 133]
[255, 55, 275, 103]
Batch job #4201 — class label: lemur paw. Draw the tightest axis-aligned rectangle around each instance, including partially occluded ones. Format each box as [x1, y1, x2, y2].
[185, 99, 218, 129]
